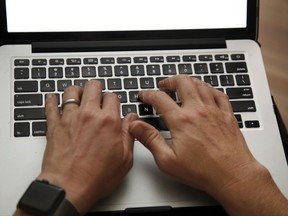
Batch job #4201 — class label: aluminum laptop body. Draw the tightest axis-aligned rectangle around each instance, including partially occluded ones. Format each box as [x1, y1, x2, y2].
[1, 0, 288, 215]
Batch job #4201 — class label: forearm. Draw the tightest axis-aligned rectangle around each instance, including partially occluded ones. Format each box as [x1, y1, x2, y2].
[212, 165, 288, 216]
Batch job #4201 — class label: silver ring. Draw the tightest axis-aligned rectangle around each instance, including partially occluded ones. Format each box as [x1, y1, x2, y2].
[61, 98, 81, 110]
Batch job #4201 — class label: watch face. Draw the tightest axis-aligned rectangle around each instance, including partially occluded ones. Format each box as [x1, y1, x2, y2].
[18, 180, 65, 215]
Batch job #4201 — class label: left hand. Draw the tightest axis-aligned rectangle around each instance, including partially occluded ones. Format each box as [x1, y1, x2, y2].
[37, 80, 138, 215]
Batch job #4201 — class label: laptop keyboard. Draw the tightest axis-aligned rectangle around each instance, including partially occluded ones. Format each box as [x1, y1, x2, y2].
[13, 53, 260, 137]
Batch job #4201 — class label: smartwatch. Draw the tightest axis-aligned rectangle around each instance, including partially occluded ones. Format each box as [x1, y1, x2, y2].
[17, 180, 80, 216]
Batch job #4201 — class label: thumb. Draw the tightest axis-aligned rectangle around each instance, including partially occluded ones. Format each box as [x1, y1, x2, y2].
[129, 120, 172, 164]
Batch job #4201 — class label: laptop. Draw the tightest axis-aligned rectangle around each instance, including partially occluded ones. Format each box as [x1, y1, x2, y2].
[1, 0, 288, 215]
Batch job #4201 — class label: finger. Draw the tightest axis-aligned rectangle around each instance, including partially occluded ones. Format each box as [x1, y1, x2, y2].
[129, 120, 173, 167]
[80, 80, 103, 108]
[45, 94, 60, 135]
[195, 81, 217, 106]
[138, 90, 179, 119]
[62, 85, 82, 114]
[102, 92, 120, 116]
[158, 75, 202, 107]
[213, 89, 234, 113]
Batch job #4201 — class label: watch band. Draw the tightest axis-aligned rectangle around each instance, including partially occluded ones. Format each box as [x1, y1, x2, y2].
[54, 198, 80, 216]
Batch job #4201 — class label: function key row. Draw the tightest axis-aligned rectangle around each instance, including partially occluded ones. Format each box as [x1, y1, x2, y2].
[14, 54, 245, 66]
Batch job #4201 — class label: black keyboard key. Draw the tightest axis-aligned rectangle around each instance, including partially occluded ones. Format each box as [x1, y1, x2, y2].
[50, 59, 64, 65]
[204, 76, 219, 87]
[234, 114, 243, 128]
[74, 79, 88, 88]
[107, 79, 122, 90]
[14, 94, 43, 106]
[134, 57, 148, 63]
[40, 80, 55, 92]
[122, 105, 137, 116]
[182, 55, 197, 62]
[236, 75, 251, 86]
[113, 91, 127, 103]
[100, 57, 115, 64]
[115, 66, 129, 76]
[139, 104, 154, 116]
[124, 78, 138, 89]
[14, 108, 46, 120]
[57, 80, 72, 91]
[199, 55, 213, 61]
[98, 66, 112, 77]
[32, 122, 47, 136]
[230, 101, 256, 112]
[82, 66, 96, 77]
[15, 68, 29, 79]
[210, 63, 224, 73]
[166, 56, 180, 62]
[117, 57, 131, 64]
[32, 68, 46, 79]
[231, 54, 245, 61]
[163, 64, 177, 75]
[194, 63, 208, 74]
[178, 64, 193, 74]
[150, 56, 164, 63]
[131, 65, 145, 76]
[65, 67, 80, 78]
[32, 59, 47, 66]
[49, 67, 63, 78]
[14, 122, 30, 137]
[156, 77, 168, 88]
[129, 91, 140, 102]
[140, 117, 168, 131]
[245, 120, 260, 128]
[147, 65, 161, 75]
[220, 75, 235, 86]
[226, 62, 248, 73]
[67, 58, 81, 65]
[84, 58, 98, 65]
[14, 81, 38, 93]
[140, 78, 154, 89]
[14, 59, 30, 66]
[215, 54, 229, 61]
[226, 87, 253, 99]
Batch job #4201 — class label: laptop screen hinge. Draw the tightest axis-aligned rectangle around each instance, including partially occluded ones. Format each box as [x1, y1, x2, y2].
[32, 38, 227, 53]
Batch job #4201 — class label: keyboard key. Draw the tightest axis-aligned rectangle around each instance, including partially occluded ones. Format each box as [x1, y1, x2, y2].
[133, 57, 148, 63]
[150, 56, 164, 63]
[210, 63, 224, 73]
[124, 78, 138, 89]
[147, 65, 161, 75]
[215, 54, 229, 61]
[57, 80, 72, 91]
[14, 108, 46, 120]
[32, 59, 47, 66]
[129, 91, 140, 102]
[234, 114, 243, 128]
[82, 66, 96, 77]
[100, 57, 115, 64]
[139, 104, 154, 116]
[32, 68, 46, 79]
[140, 78, 154, 89]
[49, 67, 63, 78]
[84, 58, 98, 65]
[113, 91, 127, 103]
[178, 64, 193, 74]
[236, 75, 251, 86]
[14, 94, 43, 106]
[163, 64, 177, 75]
[231, 54, 245, 61]
[166, 56, 180, 62]
[117, 57, 131, 64]
[107, 79, 122, 90]
[226, 87, 253, 99]
[131, 65, 145, 76]
[15, 68, 29, 79]
[182, 55, 197, 62]
[122, 105, 137, 116]
[226, 62, 248, 73]
[32, 121, 47, 136]
[204, 76, 219, 87]
[14, 122, 30, 137]
[98, 66, 112, 77]
[140, 117, 168, 130]
[230, 101, 256, 112]
[65, 67, 80, 78]
[14, 81, 38, 92]
[40, 80, 55, 92]
[115, 65, 129, 76]
[74, 79, 88, 88]
[220, 75, 234, 86]
[199, 55, 213, 61]
[50, 59, 64, 65]
[14, 59, 29, 66]
[67, 58, 81, 65]
[245, 120, 260, 128]
[194, 63, 208, 74]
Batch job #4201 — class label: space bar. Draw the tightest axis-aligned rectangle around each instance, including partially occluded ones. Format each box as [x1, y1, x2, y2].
[140, 117, 169, 131]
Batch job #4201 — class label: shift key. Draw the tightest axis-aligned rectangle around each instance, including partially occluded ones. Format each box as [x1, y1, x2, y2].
[230, 100, 256, 112]
[14, 108, 45, 120]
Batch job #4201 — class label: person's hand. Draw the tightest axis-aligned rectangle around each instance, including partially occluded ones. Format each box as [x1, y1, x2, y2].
[129, 75, 288, 216]
[37, 80, 138, 215]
